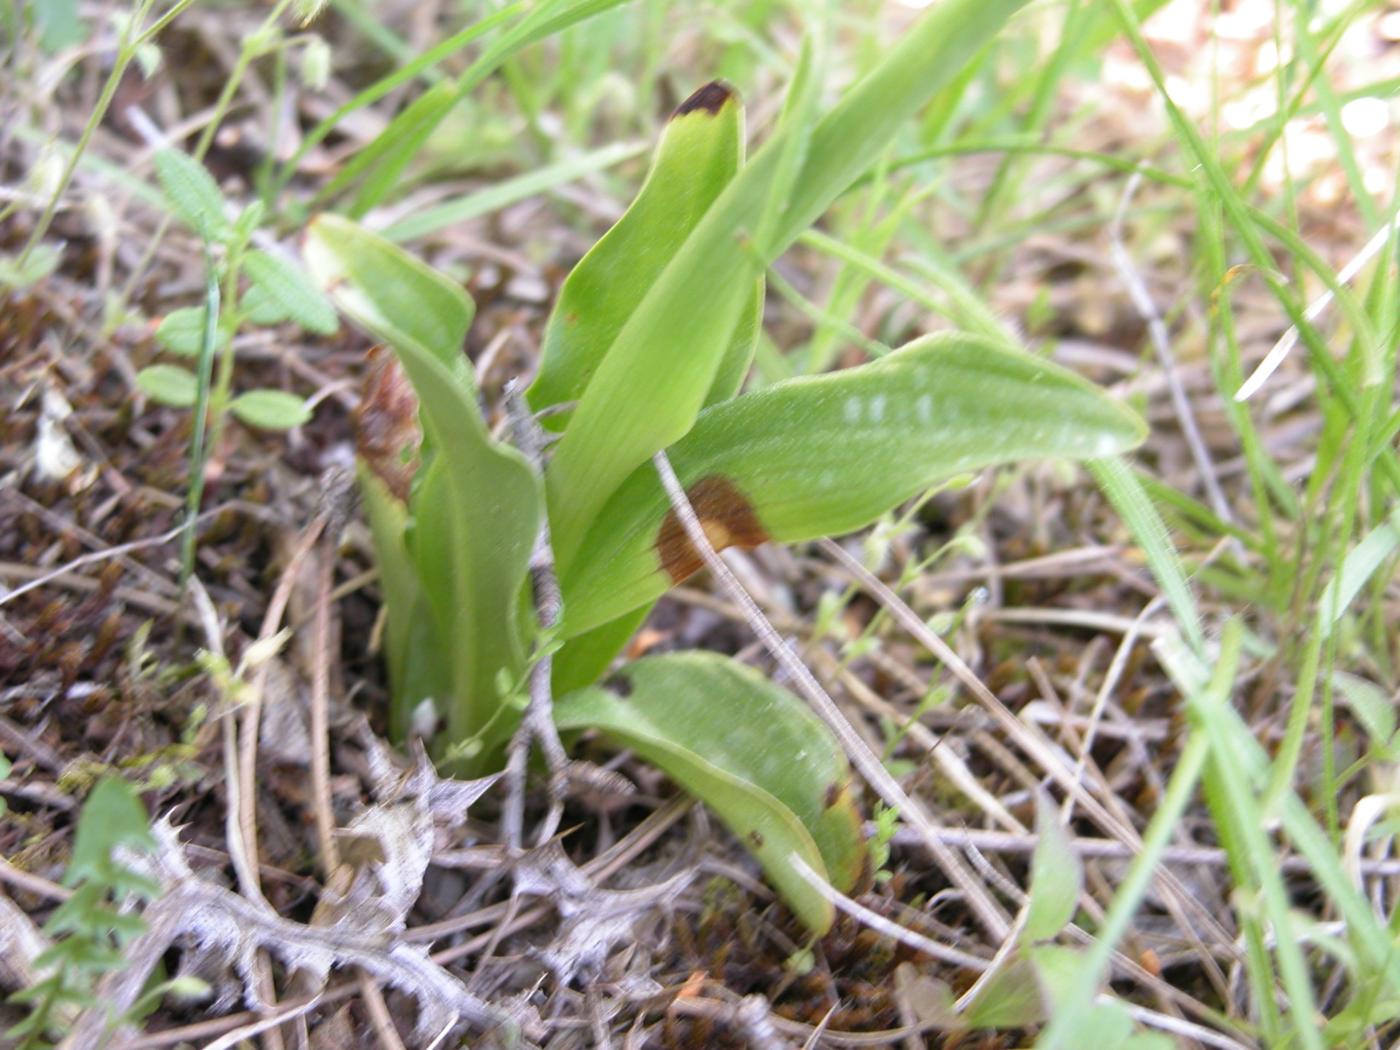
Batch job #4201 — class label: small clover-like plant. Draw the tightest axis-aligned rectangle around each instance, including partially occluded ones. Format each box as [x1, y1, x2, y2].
[138, 148, 336, 438]
[306, 0, 1143, 934]
[7, 777, 160, 1049]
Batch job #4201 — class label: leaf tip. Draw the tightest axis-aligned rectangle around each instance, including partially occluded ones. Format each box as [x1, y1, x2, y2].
[672, 80, 736, 118]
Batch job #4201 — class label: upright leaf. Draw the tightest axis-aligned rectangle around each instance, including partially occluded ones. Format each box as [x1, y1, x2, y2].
[359, 467, 449, 740]
[306, 216, 540, 763]
[545, 0, 1034, 569]
[554, 653, 866, 933]
[560, 334, 1145, 636]
[528, 82, 762, 431]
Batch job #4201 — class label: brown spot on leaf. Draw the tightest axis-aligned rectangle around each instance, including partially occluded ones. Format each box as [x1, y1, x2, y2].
[355, 346, 421, 502]
[673, 80, 734, 118]
[748, 829, 764, 849]
[656, 475, 769, 584]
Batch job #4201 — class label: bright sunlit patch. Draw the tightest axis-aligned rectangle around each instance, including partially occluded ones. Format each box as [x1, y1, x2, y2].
[1341, 97, 1390, 139]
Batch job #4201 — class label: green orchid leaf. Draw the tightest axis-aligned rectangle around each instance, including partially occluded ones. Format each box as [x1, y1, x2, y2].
[307, 215, 538, 763]
[304, 214, 475, 388]
[228, 389, 312, 431]
[544, 0, 1033, 571]
[550, 602, 653, 696]
[554, 652, 866, 933]
[136, 364, 198, 408]
[358, 466, 451, 740]
[560, 333, 1146, 636]
[242, 249, 339, 335]
[528, 82, 762, 432]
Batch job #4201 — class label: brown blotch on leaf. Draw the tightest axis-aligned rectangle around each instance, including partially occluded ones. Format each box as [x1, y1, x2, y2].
[748, 829, 764, 849]
[673, 80, 733, 118]
[656, 475, 769, 585]
[355, 345, 421, 502]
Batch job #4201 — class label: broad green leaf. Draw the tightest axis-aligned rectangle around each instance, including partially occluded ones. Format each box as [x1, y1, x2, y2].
[358, 466, 451, 740]
[65, 778, 157, 888]
[242, 250, 339, 335]
[554, 653, 866, 932]
[242, 282, 293, 326]
[528, 83, 762, 431]
[560, 334, 1145, 637]
[229, 389, 312, 430]
[155, 307, 228, 356]
[551, 602, 653, 696]
[545, 0, 1034, 569]
[136, 364, 198, 407]
[304, 214, 474, 387]
[153, 148, 231, 240]
[1023, 794, 1082, 943]
[308, 216, 539, 764]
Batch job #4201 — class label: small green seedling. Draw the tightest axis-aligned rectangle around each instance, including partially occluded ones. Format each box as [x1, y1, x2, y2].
[306, 0, 1142, 934]
[6, 778, 161, 1049]
[139, 148, 335, 437]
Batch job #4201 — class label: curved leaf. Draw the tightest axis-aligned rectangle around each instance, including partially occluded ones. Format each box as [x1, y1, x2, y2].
[155, 307, 228, 357]
[136, 364, 198, 408]
[551, 602, 653, 697]
[560, 333, 1146, 636]
[304, 214, 475, 385]
[554, 653, 866, 933]
[544, 0, 1034, 570]
[528, 82, 761, 431]
[229, 389, 312, 431]
[307, 216, 539, 765]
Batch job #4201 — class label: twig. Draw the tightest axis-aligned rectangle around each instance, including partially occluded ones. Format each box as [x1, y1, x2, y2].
[816, 537, 1238, 956]
[309, 528, 340, 876]
[501, 381, 570, 851]
[0, 503, 242, 610]
[788, 855, 992, 972]
[652, 450, 1013, 943]
[241, 514, 327, 898]
[189, 576, 284, 1050]
[1110, 170, 1231, 524]
[200, 996, 324, 1050]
